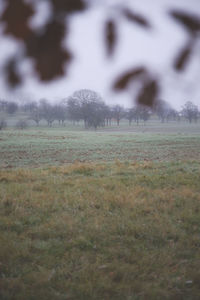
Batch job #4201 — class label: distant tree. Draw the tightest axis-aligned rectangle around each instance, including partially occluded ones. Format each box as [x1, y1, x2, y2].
[0, 100, 8, 112]
[16, 119, 28, 129]
[112, 105, 125, 126]
[153, 99, 171, 123]
[29, 106, 43, 126]
[138, 105, 151, 123]
[74, 89, 102, 128]
[126, 108, 135, 125]
[103, 105, 112, 126]
[133, 107, 141, 125]
[39, 99, 55, 126]
[67, 89, 105, 129]
[86, 101, 107, 129]
[21, 101, 37, 113]
[181, 101, 199, 123]
[53, 103, 67, 125]
[0, 119, 7, 130]
[66, 97, 82, 124]
[6, 102, 18, 114]
[166, 108, 179, 121]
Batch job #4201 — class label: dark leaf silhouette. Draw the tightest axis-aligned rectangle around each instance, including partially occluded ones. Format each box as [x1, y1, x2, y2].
[174, 42, 193, 71]
[113, 67, 147, 90]
[5, 59, 22, 87]
[26, 20, 66, 56]
[105, 19, 117, 57]
[51, 0, 87, 15]
[1, 0, 34, 40]
[25, 21, 72, 81]
[170, 10, 200, 34]
[35, 48, 72, 81]
[137, 79, 159, 107]
[122, 8, 151, 28]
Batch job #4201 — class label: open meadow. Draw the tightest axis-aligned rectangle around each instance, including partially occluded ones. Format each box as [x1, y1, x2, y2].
[0, 121, 200, 299]
[1, 121, 200, 168]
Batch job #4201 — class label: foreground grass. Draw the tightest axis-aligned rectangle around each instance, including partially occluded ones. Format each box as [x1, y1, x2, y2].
[0, 160, 200, 299]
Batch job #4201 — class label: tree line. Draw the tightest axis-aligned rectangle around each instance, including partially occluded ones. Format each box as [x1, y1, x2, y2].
[0, 89, 199, 130]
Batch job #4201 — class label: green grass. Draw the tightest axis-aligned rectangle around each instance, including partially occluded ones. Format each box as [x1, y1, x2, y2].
[0, 161, 200, 299]
[0, 123, 200, 299]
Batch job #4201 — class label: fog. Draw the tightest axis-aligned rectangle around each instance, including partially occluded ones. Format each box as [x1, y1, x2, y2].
[0, 0, 199, 109]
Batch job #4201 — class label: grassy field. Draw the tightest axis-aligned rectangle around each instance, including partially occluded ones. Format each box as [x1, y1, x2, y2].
[0, 121, 200, 168]
[0, 122, 200, 299]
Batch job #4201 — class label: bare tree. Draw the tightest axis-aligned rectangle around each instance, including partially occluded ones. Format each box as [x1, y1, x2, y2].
[53, 104, 67, 125]
[6, 102, 18, 114]
[112, 105, 125, 126]
[68, 89, 105, 129]
[153, 100, 172, 123]
[39, 99, 55, 127]
[66, 97, 82, 124]
[15, 119, 28, 129]
[126, 108, 137, 125]
[21, 101, 37, 113]
[104, 105, 113, 126]
[0, 119, 7, 130]
[29, 105, 43, 126]
[0, 100, 8, 112]
[138, 105, 151, 124]
[181, 101, 199, 123]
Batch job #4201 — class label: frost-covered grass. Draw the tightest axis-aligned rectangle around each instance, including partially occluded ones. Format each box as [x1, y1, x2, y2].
[0, 122, 200, 168]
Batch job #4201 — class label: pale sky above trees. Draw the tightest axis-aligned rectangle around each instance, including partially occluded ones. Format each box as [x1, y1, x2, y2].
[0, 0, 199, 109]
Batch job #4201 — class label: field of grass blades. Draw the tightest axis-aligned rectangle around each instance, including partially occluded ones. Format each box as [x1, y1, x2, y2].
[0, 160, 200, 299]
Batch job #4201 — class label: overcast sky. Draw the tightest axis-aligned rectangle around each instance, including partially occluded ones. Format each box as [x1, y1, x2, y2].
[0, 0, 200, 109]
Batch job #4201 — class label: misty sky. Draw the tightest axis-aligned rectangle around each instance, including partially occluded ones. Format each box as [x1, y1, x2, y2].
[0, 0, 200, 109]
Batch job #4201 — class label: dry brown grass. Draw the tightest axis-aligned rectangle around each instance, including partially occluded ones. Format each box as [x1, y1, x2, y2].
[0, 160, 200, 299]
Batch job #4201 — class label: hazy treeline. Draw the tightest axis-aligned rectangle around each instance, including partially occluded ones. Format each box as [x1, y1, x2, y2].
[0, 89, 199, 130]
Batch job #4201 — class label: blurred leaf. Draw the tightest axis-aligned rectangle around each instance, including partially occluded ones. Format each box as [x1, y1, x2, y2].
[122, 8, 151, 28]
[26, 21, 66, 56]
[5, 59, 22, 87]
[51, 0, 87, 14]
[137, 79, 159, 107]
[26, 21, 72, 81]
[113, 67, 147, 90]
[170, 10, 200, 34]
[35, 48, 72, 81]
[105, 19, 117, 57]
[1, 0, 34, 40]
[174, 42, 193, 71]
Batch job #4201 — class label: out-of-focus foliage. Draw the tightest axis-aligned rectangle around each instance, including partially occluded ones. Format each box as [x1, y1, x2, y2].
[121, 7, 151, 28]
[113, 67, 147, 91]
[0, 0, 200, 107]
[105, 19, 117, 57]
[170, 10, 200, 34]
[1, 0, 87, 84]
[170, 10, 200, 72]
